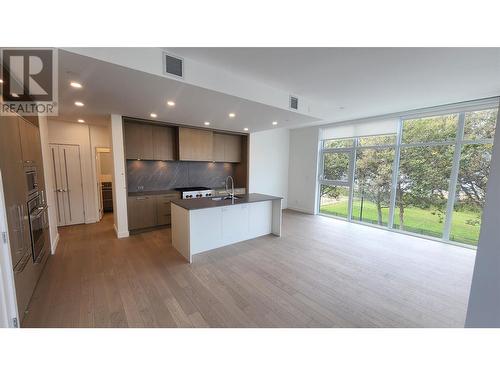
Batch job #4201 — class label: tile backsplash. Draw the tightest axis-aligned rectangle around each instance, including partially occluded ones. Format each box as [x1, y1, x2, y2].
[127, 160, 236, 192]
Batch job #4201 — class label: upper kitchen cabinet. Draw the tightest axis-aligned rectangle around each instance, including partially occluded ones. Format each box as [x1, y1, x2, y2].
[178, 128, 213, 161]
[18, 117, 41, 164]
[224, 134, 242, 162]
[213, 133, 242, 163]
[124, 121, 176, 161]
[124, 122, 154, 160]
[152, 125, 175, 161]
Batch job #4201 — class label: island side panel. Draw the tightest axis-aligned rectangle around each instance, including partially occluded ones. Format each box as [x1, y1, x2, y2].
[190, 206, 223, 256]
[271, 199, 282, 237]
[248, 201, 273, 238]
[171, 203, 191, 263]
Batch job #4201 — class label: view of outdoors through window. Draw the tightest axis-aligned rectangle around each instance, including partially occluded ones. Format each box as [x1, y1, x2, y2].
[318, 107, 498, 247]
[352, 148, 394, 226]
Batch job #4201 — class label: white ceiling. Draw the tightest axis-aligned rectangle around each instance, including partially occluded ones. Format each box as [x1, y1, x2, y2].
[56, 48, 500, 130]
[169, 48, 500, 122]
[56, 50, 318, 131]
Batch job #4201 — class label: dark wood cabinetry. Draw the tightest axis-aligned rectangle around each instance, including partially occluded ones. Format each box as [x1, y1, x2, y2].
[213, 133, 242, 163]
[124, 122, 154, 160]
[127, 192, 180, 231]
[156, 193, 178, 226]
[178, 127, 213, 161]
[19, 117, 41, 164]
[152, 126, 175, 160]
[0, 114, 49, 323]
[124, 121, 176, 161]
[123, 119, 244, 163]
[127, 195, 157, 230]
[0, 116, 29, 267]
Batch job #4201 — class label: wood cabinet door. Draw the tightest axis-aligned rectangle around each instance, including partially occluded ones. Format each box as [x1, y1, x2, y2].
[18, 118, 38, 163]
[152, 126, 175, 160]
[178, 128, 213, 161]
[124, 123, 153, 160]
[212, 133, 225, 162]
[224, 134, 242, 162]
[127, 196, 157, 230]
[156, 193, 179, 225]
[0, 116, 29, 266]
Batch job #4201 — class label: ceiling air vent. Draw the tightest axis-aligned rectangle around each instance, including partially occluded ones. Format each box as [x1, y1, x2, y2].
[290, 95, 299, 110]
[163, 53, 184, 78]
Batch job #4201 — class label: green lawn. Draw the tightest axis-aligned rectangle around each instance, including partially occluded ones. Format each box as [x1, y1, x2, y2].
[320, 200, 480, 246]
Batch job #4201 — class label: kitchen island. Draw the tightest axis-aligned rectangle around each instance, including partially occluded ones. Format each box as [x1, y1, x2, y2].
[171, 193, 282, 263]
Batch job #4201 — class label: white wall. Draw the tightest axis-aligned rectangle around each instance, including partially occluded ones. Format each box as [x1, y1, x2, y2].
[110, 115, 129, 238]
[47, 120, 111, 224]
[38, 116, 59, 253]
[249, 128, 290, 209]
[465, 108, 500, 327]
[89, 124, 112, 218]
[287, 126, 320, 214]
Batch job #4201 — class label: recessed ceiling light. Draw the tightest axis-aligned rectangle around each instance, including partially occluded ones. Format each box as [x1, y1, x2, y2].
[77, 119, 85, 123]
[272, 121, 278, 125]
[0, 79, 3, 83]
[70, 81, 82, 88]
[167, 101, 175, 107]
[74, 101, 84, 107]
[204, 121, 210, 126]
[229, 113, 236, 118]
[150, 113, 158, 118]
[243, 127, 249, 131]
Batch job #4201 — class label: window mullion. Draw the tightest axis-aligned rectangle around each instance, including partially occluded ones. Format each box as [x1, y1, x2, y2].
[388, 119, 403, 229]
[347, 141, 357, 221]
[443, 112, 465, 240]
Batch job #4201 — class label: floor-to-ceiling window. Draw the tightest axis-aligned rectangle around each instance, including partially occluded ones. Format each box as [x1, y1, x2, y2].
[352, 135, 396, 227]
[318, 138, 354, 219]
[318, 101, 499, 248]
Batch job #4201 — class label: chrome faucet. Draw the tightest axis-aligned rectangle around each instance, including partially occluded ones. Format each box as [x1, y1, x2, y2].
[225, 176, 234, 199]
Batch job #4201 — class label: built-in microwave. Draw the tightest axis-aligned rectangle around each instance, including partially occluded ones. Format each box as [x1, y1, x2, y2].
[25, 166, 38, 198]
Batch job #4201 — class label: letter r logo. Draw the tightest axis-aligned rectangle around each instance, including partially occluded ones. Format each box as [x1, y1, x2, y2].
[1, 49, 53, 102]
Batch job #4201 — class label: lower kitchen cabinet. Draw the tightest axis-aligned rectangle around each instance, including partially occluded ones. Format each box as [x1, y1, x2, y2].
[156, 193, 178, 225]
[127, 192, 180, 231]
[127, 196, 157, 230]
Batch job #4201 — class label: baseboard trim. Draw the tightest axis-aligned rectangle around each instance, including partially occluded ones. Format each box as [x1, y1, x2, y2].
[114, 224, 129, 239]
[286, 207, 315, 215]
[51, 232, 60, 254]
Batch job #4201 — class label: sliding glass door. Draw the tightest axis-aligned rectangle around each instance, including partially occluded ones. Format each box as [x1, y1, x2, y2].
[318, 105, 498, 248]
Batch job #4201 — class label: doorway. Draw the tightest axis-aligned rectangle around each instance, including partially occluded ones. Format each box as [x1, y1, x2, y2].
[95, 147, 113, 220]
[50, 144, 85, 226]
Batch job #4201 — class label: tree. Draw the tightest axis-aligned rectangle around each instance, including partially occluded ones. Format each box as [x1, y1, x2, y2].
[395, 115, 457, 229]
[354, 148, 394, 224]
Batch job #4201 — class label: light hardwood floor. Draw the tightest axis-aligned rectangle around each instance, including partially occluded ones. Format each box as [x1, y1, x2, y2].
[22, 210, 475, 327]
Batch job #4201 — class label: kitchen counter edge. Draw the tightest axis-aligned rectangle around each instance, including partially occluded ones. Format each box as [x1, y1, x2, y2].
[171, 193, 282, 210]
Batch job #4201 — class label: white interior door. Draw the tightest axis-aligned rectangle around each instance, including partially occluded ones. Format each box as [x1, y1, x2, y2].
[95, 151, 103, 220]
[50, 145, 65, 226]
[50, 144, 85, 226]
